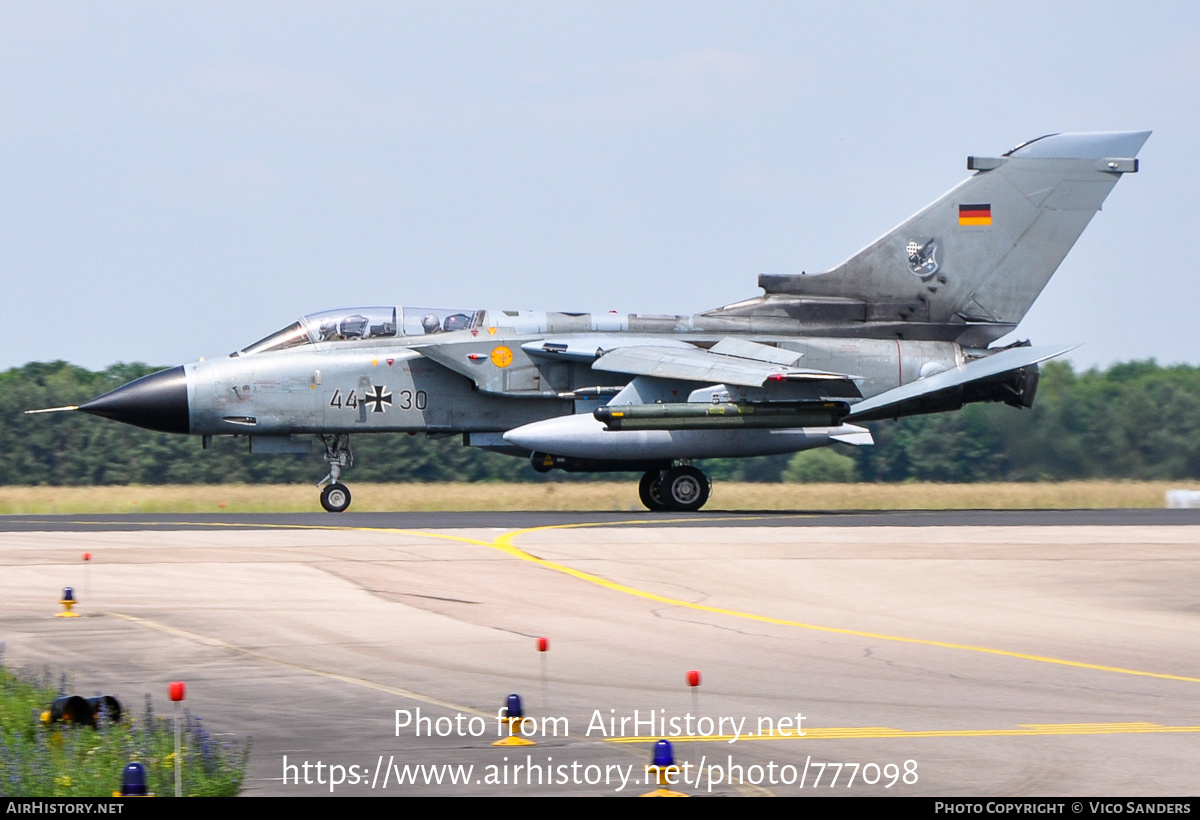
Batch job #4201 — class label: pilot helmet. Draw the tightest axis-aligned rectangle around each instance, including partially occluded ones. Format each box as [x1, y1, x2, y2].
[421, 313, 441, 333]
[442, 313, 470, 332]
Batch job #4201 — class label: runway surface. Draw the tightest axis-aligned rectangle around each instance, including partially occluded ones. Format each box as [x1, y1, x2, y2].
[4, 508, 1200, 531]
[2, 510, 1199, 796]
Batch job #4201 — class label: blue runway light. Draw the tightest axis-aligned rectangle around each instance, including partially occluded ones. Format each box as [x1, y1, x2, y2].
[653, 739, 674, 767]
[56, 586, 80, 617]
[506, 693, 523, 720]
[492, 692, 536, 747]
[121, 762, 148, 796]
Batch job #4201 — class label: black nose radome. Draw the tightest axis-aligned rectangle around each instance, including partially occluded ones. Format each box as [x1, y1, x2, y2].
[79, 366, 190, 434]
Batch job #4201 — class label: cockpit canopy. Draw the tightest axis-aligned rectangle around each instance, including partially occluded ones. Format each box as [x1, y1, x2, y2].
[401, 307, 477, 336]
[235, 307, 482, 356]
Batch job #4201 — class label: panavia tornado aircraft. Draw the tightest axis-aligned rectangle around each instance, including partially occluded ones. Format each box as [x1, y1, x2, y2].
[30, 131, 1148, 512]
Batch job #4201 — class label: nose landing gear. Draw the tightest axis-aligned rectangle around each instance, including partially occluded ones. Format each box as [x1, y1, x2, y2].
[320, 482, 351, 513]
[318, 434, 353, 513]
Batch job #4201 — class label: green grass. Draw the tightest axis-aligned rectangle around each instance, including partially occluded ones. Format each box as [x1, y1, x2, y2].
[0, 480, 1192, 514]
[0, 665, 249, 797]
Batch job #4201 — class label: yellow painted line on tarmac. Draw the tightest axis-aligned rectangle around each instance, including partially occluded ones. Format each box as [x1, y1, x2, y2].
[76, 515, 1200, 686]
[605, 723, 1200, 743]
[483, 522, 1200, 686]
[102, 610, 491, 718]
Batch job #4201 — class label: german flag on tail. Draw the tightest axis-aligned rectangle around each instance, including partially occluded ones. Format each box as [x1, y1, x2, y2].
[959, 203, 992, 226]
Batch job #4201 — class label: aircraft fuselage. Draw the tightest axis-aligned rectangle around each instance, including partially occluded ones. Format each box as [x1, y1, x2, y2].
[33, 131, 1148, 512]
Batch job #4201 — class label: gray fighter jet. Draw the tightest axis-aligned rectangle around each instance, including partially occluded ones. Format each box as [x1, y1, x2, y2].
[29, 131, 1149, 512]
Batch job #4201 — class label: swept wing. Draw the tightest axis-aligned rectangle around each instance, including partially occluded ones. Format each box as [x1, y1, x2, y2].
[848, 344, 1076, 422]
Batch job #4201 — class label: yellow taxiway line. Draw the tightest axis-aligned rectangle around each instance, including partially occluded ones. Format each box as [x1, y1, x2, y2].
[488, 521, 1200, 685]
[98, 618, 1200, 747]
[605, 722, 1200, 743]
[68, 515, 1200, 686]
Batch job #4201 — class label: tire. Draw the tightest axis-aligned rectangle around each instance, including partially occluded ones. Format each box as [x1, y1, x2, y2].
[638, 470, 669, 512]
[321, 483, 352, 513]
[660, 466, 710, 512]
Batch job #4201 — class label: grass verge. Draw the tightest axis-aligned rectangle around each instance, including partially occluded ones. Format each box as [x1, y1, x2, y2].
[0, 480, 1193, 514]
[0, 665, 249, 797]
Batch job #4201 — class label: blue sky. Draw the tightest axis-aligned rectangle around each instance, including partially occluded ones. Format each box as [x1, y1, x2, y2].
[2, 1, 1196, 370]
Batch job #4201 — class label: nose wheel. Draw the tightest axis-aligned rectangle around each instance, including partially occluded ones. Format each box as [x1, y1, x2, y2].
[318, 434, 354, 513]
[320, 483, 352, 513]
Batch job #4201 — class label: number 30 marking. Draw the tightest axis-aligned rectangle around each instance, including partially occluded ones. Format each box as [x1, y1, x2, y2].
[397, 390, 427, 409]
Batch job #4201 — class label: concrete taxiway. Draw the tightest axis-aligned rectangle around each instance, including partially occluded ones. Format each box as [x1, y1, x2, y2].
[2, 511, 1199, 796]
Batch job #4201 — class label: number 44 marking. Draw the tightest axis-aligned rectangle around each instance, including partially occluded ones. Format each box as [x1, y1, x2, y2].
[328, 389, 358, 409]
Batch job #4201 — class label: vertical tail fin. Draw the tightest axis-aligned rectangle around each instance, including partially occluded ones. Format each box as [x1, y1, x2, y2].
[757, 131, 1149, 344]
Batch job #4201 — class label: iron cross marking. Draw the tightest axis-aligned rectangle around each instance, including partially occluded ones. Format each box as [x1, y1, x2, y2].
[364, 384, 392, 413]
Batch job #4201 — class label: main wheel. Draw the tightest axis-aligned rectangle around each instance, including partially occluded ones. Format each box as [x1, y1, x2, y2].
[638, 470, 669, 512]
[660, 466, 710, 512]
[321, 483, 352, 513]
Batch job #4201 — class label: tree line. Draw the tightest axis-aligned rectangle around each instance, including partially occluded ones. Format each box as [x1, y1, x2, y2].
[2, 359, 1197, 485]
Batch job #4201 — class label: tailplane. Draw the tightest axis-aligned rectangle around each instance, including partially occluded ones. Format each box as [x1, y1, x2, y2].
[751, 131, 1149, 344]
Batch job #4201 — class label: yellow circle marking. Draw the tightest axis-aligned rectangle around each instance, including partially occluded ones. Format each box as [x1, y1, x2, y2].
[490, 346, 513, 368]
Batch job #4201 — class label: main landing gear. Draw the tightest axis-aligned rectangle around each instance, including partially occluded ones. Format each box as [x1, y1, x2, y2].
[526, 451, 712, 513]
[639, 464, 711, 513]
[319, 434, 353, 513]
